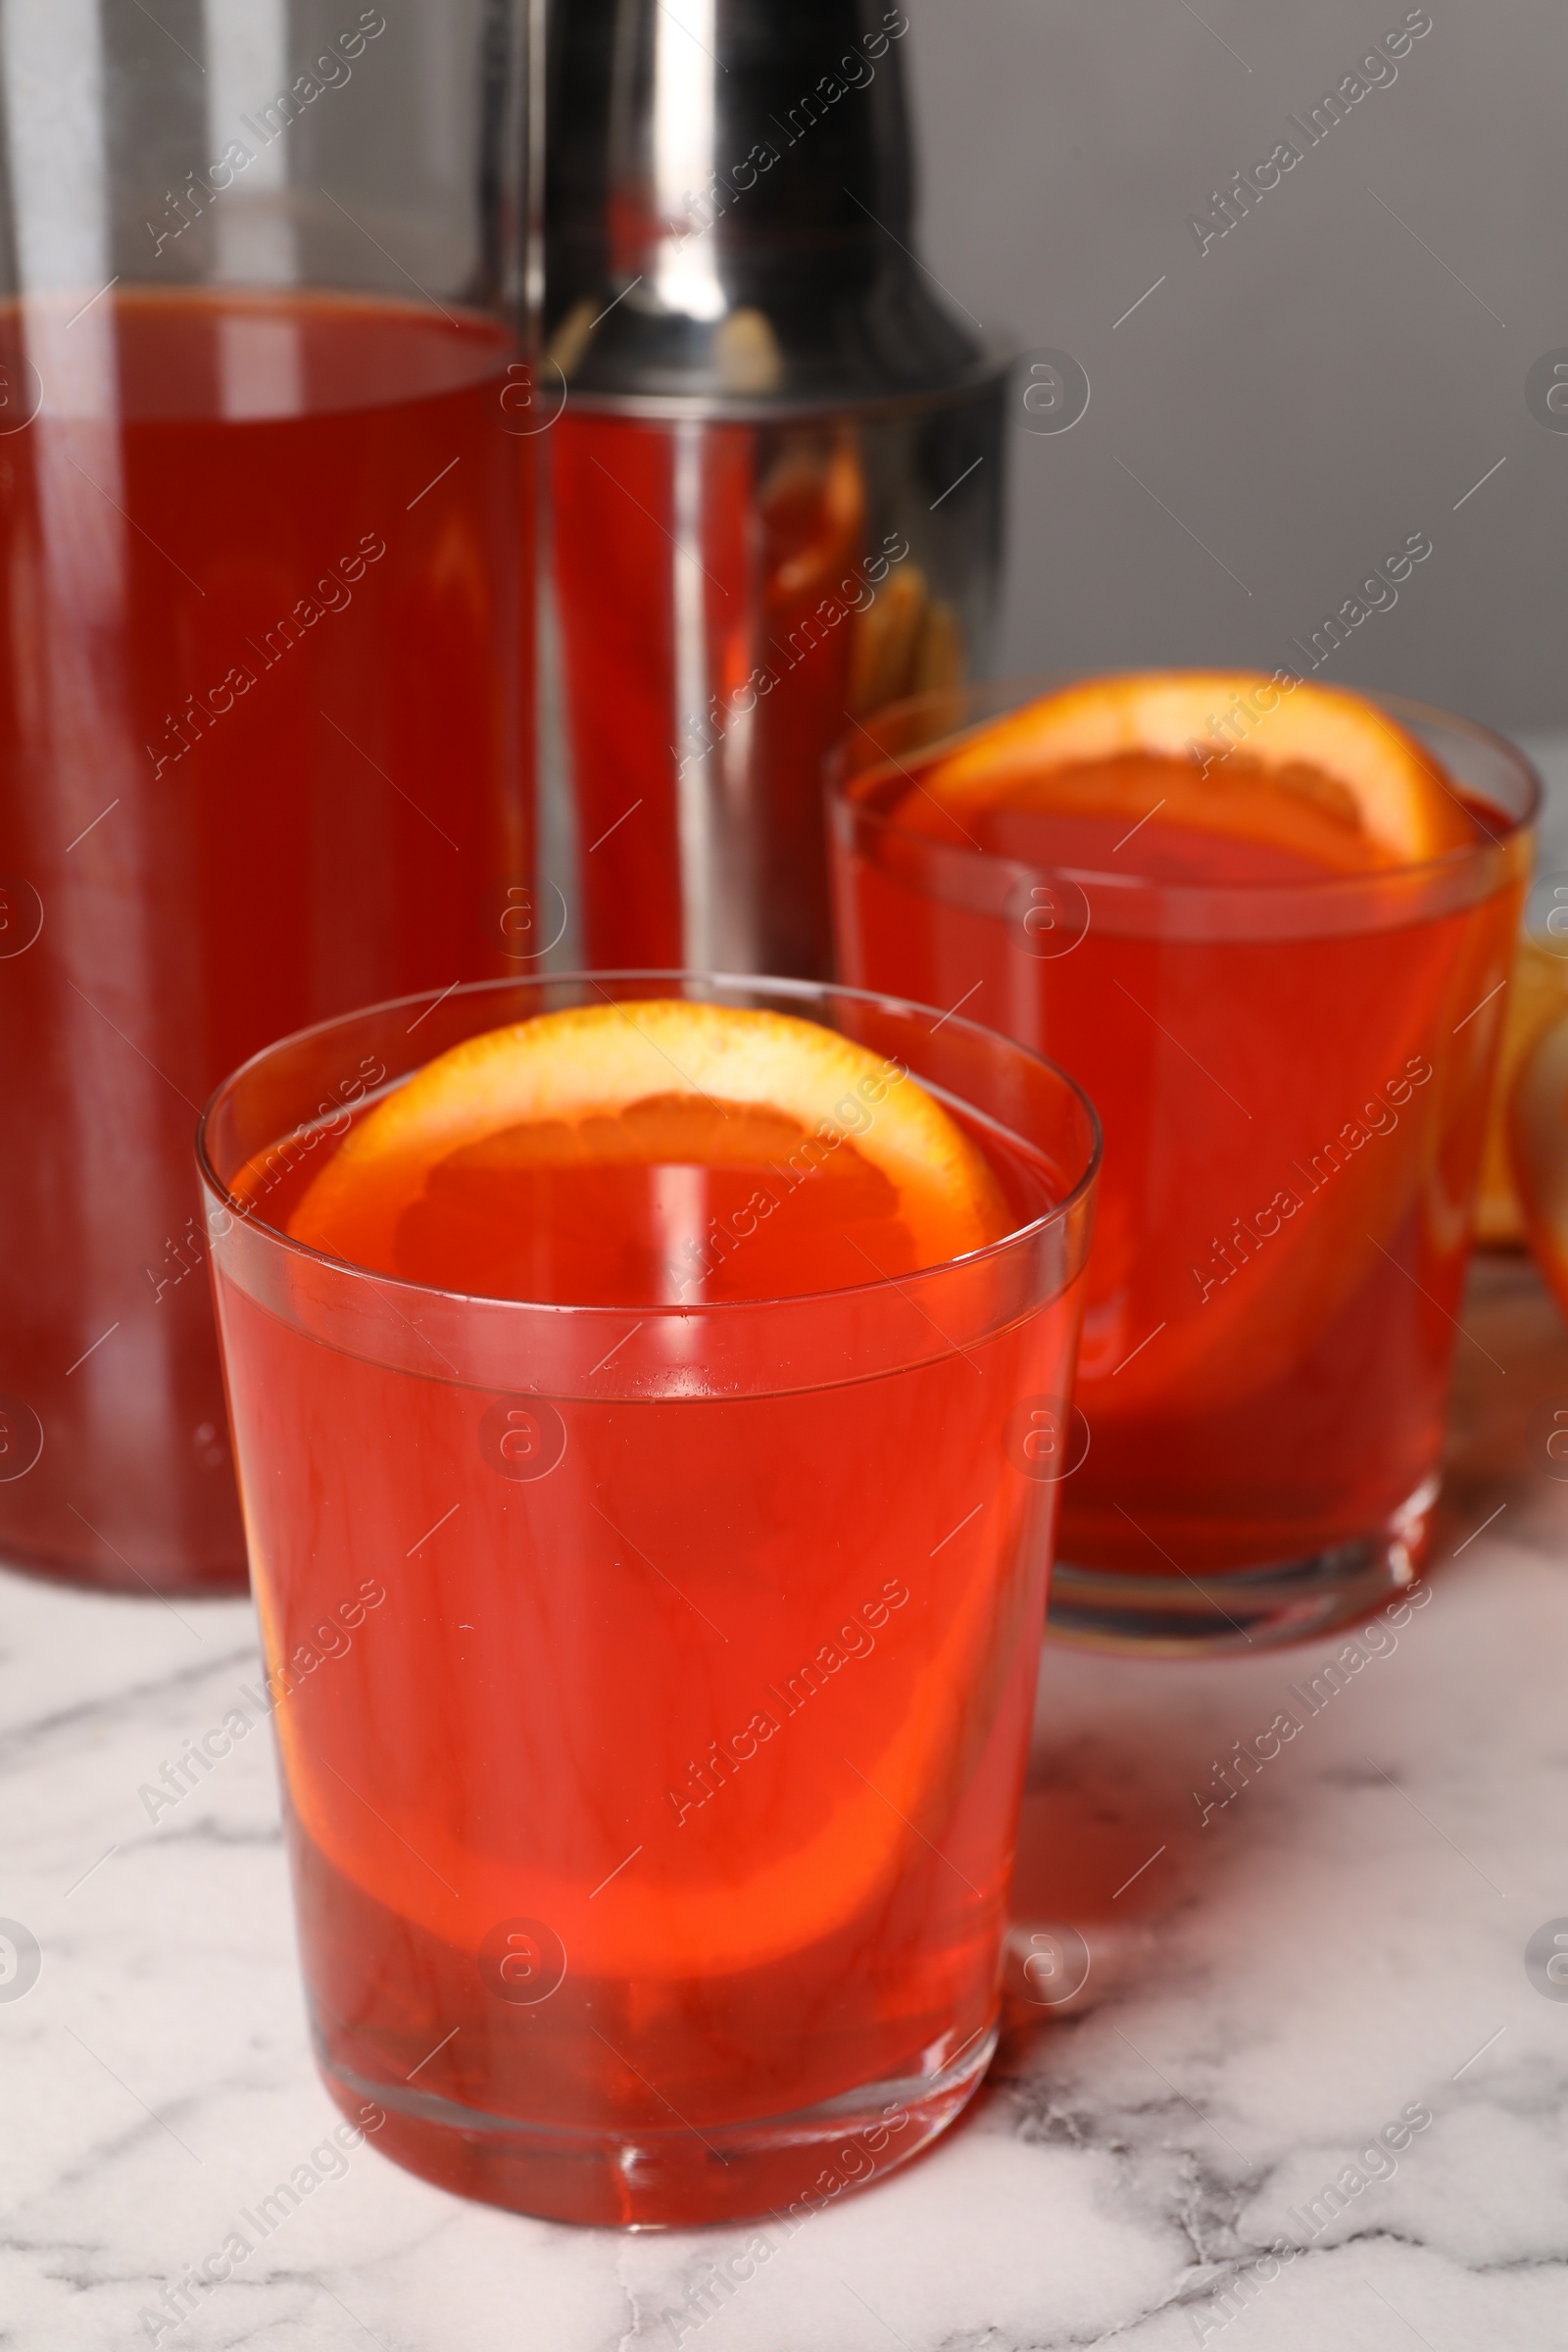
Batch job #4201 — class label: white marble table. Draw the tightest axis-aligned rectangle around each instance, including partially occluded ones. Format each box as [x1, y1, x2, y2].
[4, 1251, 1567, 2352]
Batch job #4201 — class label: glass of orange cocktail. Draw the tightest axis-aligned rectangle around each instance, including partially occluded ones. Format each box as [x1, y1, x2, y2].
[197, 973, 1098, 2227]
[830, 672, 1537, 1650]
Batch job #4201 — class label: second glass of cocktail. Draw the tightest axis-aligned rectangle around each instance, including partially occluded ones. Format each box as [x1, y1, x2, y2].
[198, 973, 1098, 2227]
[831, 671, 1536, 1648]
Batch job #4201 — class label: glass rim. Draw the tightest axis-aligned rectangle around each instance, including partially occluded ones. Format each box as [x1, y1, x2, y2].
[829, 673, 1543, 904]
[195, 968, 1103, 1323]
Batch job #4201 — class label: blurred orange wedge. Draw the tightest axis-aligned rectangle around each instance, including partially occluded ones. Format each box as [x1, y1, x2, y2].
[1509, 996, 1568, 1313]
[1475, 938, 1568, 1247]
[916, 669, 1474, 873]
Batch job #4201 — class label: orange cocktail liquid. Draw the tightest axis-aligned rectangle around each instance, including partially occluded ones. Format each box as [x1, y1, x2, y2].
[0, 290, 530, 1588]
[212, 1077, 1083, 2224]
[834, 760, 1522, 1577]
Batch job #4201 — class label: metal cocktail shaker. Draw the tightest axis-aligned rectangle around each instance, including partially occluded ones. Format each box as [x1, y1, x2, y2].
[544, 0, 1007, 977]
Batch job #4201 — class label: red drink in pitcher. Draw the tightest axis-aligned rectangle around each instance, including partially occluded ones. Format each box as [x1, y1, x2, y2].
[0, 290, 532, 1589]
[199, 976, 1098, 2224]
[832, 671, 1535, 1646]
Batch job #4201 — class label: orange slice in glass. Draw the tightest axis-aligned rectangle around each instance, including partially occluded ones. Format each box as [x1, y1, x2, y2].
[288, 998, 1009, 1302]
[914, 668, 1474, 872]
[266, 1567, 1022, 1983]
[892, 671, 1495, 1415]
[269, 1000, 1025, 1978]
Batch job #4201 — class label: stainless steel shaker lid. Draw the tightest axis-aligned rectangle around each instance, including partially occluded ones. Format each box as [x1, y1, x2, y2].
[544, 0, 1004, 417]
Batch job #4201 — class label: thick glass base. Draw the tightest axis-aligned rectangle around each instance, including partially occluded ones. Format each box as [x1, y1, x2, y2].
[318, 2024, 997, 2230]
[1047, 1500, 1430, 1655]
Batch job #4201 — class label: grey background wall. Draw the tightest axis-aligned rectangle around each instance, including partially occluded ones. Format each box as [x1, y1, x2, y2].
[905, 0, 1566, 733]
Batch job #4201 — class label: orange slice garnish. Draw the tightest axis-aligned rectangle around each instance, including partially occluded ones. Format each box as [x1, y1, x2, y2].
[288, 998, 1008, 1299]
[881, 673, 1493, 1417]
[1509, 1000, 1568, 1312]
[912, 669, 1473, 872]
[269, 1536, 1026, 1983]
[1476, 938, 1568, 1246]
[265, 1000, 1028, 1981]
